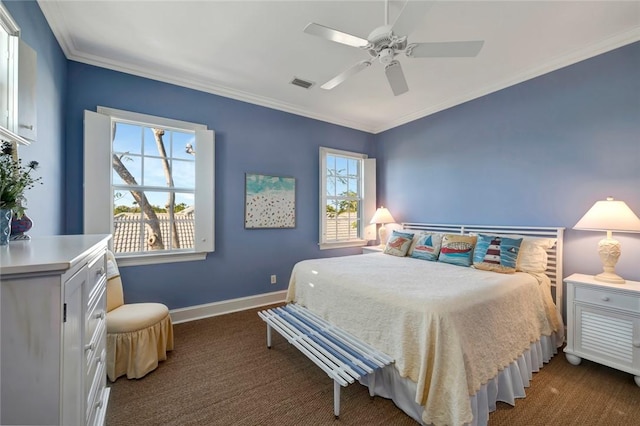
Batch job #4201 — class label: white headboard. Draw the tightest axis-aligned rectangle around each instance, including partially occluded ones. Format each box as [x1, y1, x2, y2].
[402, 223, 565, 316]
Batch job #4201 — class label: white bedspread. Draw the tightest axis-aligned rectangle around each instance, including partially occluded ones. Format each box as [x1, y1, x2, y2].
[285, 253, 563, 426]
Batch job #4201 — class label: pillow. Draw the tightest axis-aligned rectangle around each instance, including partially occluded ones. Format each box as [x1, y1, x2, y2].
[517, 237, 556, 273]
[473, 234, 523, 274]
[438, 234, 477, 267]
[469, 232, 556, 273]
[384, 230, 414, 257]
[409, 232, 443, 261]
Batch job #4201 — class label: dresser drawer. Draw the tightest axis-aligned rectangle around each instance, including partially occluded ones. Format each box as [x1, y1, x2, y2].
[88, 386, 109, 426]
[87, 251, 107, 302]
[86, 332, 106, 419]
[575, 286, 640, 312]
[86, 346, 107, 424]
[85, 285, 106, 352]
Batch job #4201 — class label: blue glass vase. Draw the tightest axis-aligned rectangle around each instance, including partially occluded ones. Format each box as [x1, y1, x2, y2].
[0, 209, 12, 246]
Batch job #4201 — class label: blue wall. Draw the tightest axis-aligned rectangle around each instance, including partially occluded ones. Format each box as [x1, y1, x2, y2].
[65, 61, 375, 307]
[12, 0, 640, 310]
[377, 42, 640, 281]
[4, 0, 67, 234]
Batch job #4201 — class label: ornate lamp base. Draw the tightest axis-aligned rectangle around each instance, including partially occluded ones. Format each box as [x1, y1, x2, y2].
[595, 237, 625, 284]
[378, 224, 388, 248]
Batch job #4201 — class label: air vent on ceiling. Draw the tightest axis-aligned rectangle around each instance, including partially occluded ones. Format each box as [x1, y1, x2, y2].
[290, 77, 314, 89]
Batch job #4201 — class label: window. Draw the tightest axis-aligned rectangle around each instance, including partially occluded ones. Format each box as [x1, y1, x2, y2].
[319, 147, 376, 249]
[0, 3, 30, 146]
[84, 107, 214, 266]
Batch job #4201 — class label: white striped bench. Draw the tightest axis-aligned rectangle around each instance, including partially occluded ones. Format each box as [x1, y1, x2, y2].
[258, 304, 394, 418]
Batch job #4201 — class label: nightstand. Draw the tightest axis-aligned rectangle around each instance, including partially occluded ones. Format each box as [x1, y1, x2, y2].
[563, 273, 640, 387]
[362, 246, 384, 254]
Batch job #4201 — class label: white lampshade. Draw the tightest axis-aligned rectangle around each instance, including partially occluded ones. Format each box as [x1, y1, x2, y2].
[574, 197, 640, 233]
[370, 207, 395, 224]
[574, 197, 640, 284]
[370, 206, 395, 246]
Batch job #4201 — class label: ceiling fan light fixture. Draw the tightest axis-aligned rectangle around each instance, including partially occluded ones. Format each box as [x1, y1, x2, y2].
[378, 48, 395, 64]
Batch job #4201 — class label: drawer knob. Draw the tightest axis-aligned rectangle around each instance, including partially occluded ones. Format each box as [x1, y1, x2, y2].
[601, 296, 610, 302]
[94, 311, 105, 320]
[97, 267, 105, 276]
[84, 342, 94, 352]
[95, 400, 103, 409]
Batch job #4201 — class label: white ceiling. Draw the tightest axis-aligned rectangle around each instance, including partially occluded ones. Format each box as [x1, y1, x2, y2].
[38, 1, 640, 134]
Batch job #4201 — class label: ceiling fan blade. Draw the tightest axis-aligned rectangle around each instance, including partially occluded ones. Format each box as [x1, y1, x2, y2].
[406, 40, 485, 58]
[304, 22, 369, 48]
[321, 60, 372, 90]
[390, 0, 434, 37]
[384, 60, 408, 96]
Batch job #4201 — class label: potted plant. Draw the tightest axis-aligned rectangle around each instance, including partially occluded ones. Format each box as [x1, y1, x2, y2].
[0, 141, 42, 245]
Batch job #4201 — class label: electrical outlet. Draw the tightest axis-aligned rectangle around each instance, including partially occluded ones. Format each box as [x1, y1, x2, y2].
[270, 274, 277, 284]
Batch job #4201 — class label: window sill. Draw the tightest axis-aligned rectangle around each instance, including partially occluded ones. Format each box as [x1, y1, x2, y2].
[319, 240, 368, 250]
[115, 251, 208, 267]
[0, 125, 31, 146]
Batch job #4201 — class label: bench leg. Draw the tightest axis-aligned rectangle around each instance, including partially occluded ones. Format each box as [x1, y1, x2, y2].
[266, 323, 272, 349]
[368, 373, 376, 399]
[334, 380, 340, 419]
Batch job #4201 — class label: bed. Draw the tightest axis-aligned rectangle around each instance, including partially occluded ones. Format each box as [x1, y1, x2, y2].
[285, 223, 565, 426]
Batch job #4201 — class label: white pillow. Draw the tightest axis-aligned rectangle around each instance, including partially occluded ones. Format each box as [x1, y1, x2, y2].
[517, 237, 556, 273]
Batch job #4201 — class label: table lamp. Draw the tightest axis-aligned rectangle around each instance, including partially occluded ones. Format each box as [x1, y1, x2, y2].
[370, 206, 395, 247]
[573, 197, 640, 283]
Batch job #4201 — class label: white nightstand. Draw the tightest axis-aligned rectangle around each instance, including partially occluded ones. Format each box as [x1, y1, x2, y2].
[362, 246, 384, 254]
[563, 273, 640, 387]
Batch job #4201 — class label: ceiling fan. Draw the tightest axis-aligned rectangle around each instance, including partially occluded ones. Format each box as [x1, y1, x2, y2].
[304, 0, 484, 96]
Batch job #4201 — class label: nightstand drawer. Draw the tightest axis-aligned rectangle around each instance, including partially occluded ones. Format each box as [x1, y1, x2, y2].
[575, 286, 640, 312]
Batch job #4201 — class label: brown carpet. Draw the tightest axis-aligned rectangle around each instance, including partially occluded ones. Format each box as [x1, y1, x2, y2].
[106, 306, 640, 426]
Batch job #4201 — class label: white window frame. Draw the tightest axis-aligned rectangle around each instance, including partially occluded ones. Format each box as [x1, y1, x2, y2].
[319, 147, 376, 250]
[84, 107, 215, 267]
[0, 3, 29, 146]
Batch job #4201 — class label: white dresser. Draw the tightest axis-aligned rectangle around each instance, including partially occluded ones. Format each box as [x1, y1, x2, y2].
[564, 273, 640, 387]
[0, 234, 112, 425]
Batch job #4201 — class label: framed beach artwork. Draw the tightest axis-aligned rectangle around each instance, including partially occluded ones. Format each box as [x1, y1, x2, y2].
[245, 173, 296, 229]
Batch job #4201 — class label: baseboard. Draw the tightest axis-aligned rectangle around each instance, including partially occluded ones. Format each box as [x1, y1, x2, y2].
[169, 290, 287, 324]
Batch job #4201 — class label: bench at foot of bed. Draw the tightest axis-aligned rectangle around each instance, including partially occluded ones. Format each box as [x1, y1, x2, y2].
[258, 304, 394, 419]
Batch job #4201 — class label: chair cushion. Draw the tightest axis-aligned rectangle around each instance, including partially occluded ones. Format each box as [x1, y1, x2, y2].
[106, 276, 125, 312]
[107, 303, 170, 333]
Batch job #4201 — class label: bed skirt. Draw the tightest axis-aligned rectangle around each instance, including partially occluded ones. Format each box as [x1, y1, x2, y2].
[359, 332, 562, 426]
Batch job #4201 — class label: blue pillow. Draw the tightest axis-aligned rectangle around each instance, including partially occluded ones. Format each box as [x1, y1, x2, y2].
[384, 230, 414, 257]
[438, 234, 477, 267]
[410, 233, 442, 261]
[473, 234, 523, 274]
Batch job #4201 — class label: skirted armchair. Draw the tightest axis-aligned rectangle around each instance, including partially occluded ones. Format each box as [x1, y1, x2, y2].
[105, 250, 174, 381]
